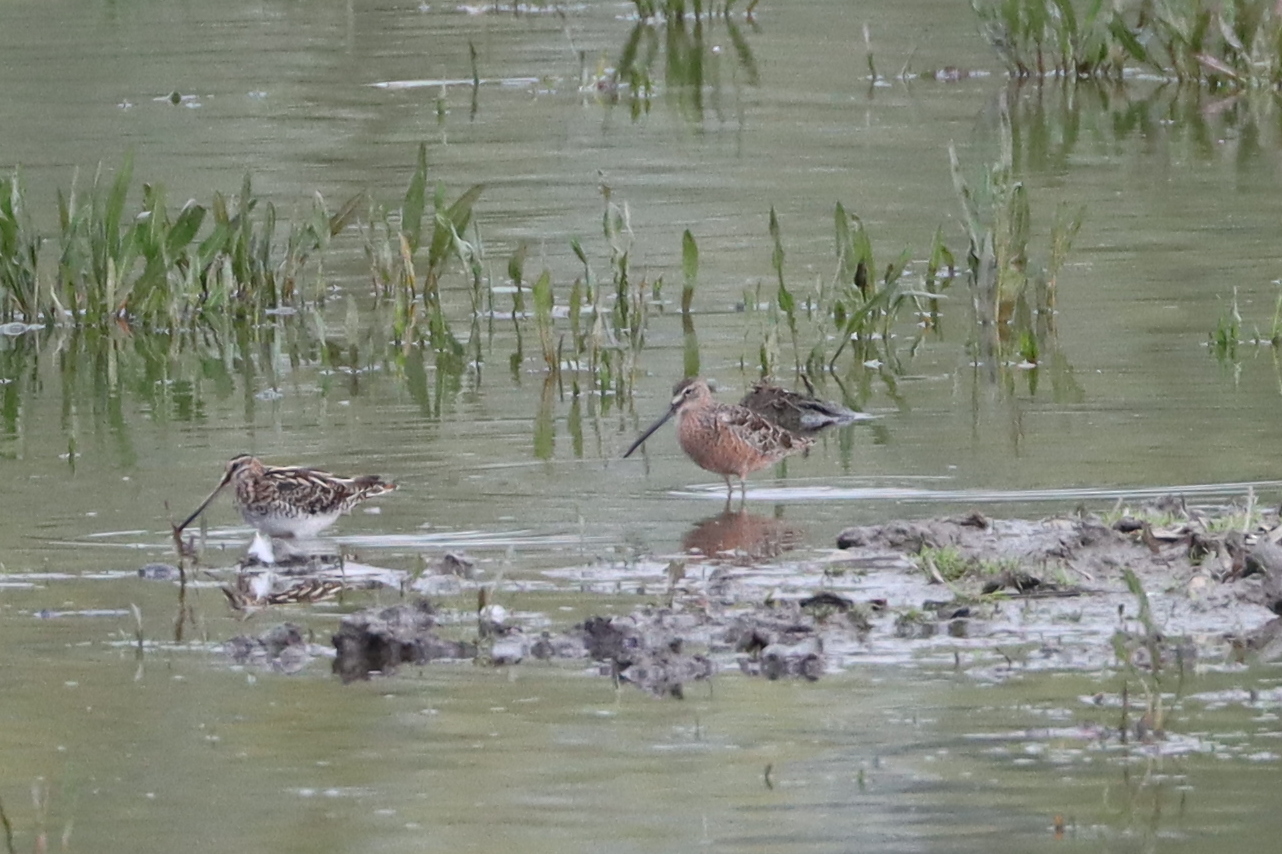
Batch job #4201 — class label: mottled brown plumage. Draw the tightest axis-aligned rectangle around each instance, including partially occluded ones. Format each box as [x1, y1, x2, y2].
[738, 379, 861, 434]
[176, 455, 397, 544]
[623, 378, 813, 498]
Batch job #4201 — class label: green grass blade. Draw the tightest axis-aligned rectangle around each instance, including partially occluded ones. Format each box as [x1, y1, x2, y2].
[166, 201, 206, 256]
[681, 228, 698, 313]
[768, 206, 785, 288]
[402, 142, 429, 252]
[104, 151, 134, 254]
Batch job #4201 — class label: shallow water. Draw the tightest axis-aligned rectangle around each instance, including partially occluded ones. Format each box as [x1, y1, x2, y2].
[3, 0, 1282, 850]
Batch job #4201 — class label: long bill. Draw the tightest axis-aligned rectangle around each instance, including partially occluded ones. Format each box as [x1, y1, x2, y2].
[623, 407, 676, 458]
[174, 471, 233, 532]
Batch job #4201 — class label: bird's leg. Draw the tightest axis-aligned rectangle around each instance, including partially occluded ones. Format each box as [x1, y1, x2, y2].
[723, 475, 734, 501]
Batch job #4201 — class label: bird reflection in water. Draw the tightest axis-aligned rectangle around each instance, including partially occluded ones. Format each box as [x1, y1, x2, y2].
[681, 507, 803, 562]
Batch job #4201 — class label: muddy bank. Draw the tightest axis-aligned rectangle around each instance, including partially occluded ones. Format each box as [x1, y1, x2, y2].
[834, 502, 1282, 616]
[228, 497, 1282, 696]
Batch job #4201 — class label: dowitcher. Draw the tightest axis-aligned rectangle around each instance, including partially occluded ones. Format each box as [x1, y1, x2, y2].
[738, 378, 861, 434]
[175, 454, 396, 562]
[623, 378, 813, 499]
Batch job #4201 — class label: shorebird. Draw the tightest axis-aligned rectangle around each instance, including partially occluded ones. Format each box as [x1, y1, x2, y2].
[623, 378, 813, 499]
[175, 455, 396, 563]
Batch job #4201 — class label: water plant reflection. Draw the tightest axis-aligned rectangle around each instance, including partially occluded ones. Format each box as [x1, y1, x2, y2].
[608, 2, 759, 122]
[0, 310, 399, 445]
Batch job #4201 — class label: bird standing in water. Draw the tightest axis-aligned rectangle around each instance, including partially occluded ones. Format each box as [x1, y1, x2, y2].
[623, 378, 813, 499]
[175, 454, 397, 563]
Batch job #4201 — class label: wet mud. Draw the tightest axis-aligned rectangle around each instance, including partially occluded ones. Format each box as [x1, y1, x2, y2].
[220, 496, 1282, 697]
[331, 599, 477, 683]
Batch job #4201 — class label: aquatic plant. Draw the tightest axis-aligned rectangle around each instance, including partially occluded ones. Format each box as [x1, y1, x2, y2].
[741, 202, 928, 397]
[495, 183, 659, 404]
[563, 183, 658, 401]
[918, 545, 972, 582]
[362, 142, 484, 378]
[681, 228, 700, 378]
[1113, 567, 1171, 740]
[532, 269, 556, 372]
[973, 0, 1128, 78]
[1121, 0, 1282, 89]
[1209, 286, 1243, 365]
[768, 207, 801, 374]
[1207, 283, 1282, 383]
[187, 174, 358, 322]
[1, 156, 364, 330]
[975, 0, 1282, 89]
[824, 203, 915, 373]
[680, 228, 698, 315]
[950, 92, 1084, 391]
[0, 169, 42, 323]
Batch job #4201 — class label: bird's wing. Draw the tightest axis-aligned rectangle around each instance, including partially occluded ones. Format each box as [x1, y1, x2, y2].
[718, 406, 813, 458]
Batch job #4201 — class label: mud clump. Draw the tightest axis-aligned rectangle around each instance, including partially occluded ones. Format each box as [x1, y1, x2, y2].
[332, 600, 477, 683]
[523, 605, 833, 696]
[576, 612, 714, 698]
[724, 608, 826, 681]
[226, 622, 312, 674]
[836, 513, 987, 551]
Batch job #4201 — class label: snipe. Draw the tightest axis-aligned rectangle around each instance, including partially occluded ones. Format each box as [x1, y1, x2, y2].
[176, 454, 396, 563]
[738, 377, 861, 434]
[623, 378, 812, 499]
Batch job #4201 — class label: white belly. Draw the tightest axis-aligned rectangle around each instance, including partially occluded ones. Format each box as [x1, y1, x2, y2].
[239, 506, 342, 539]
